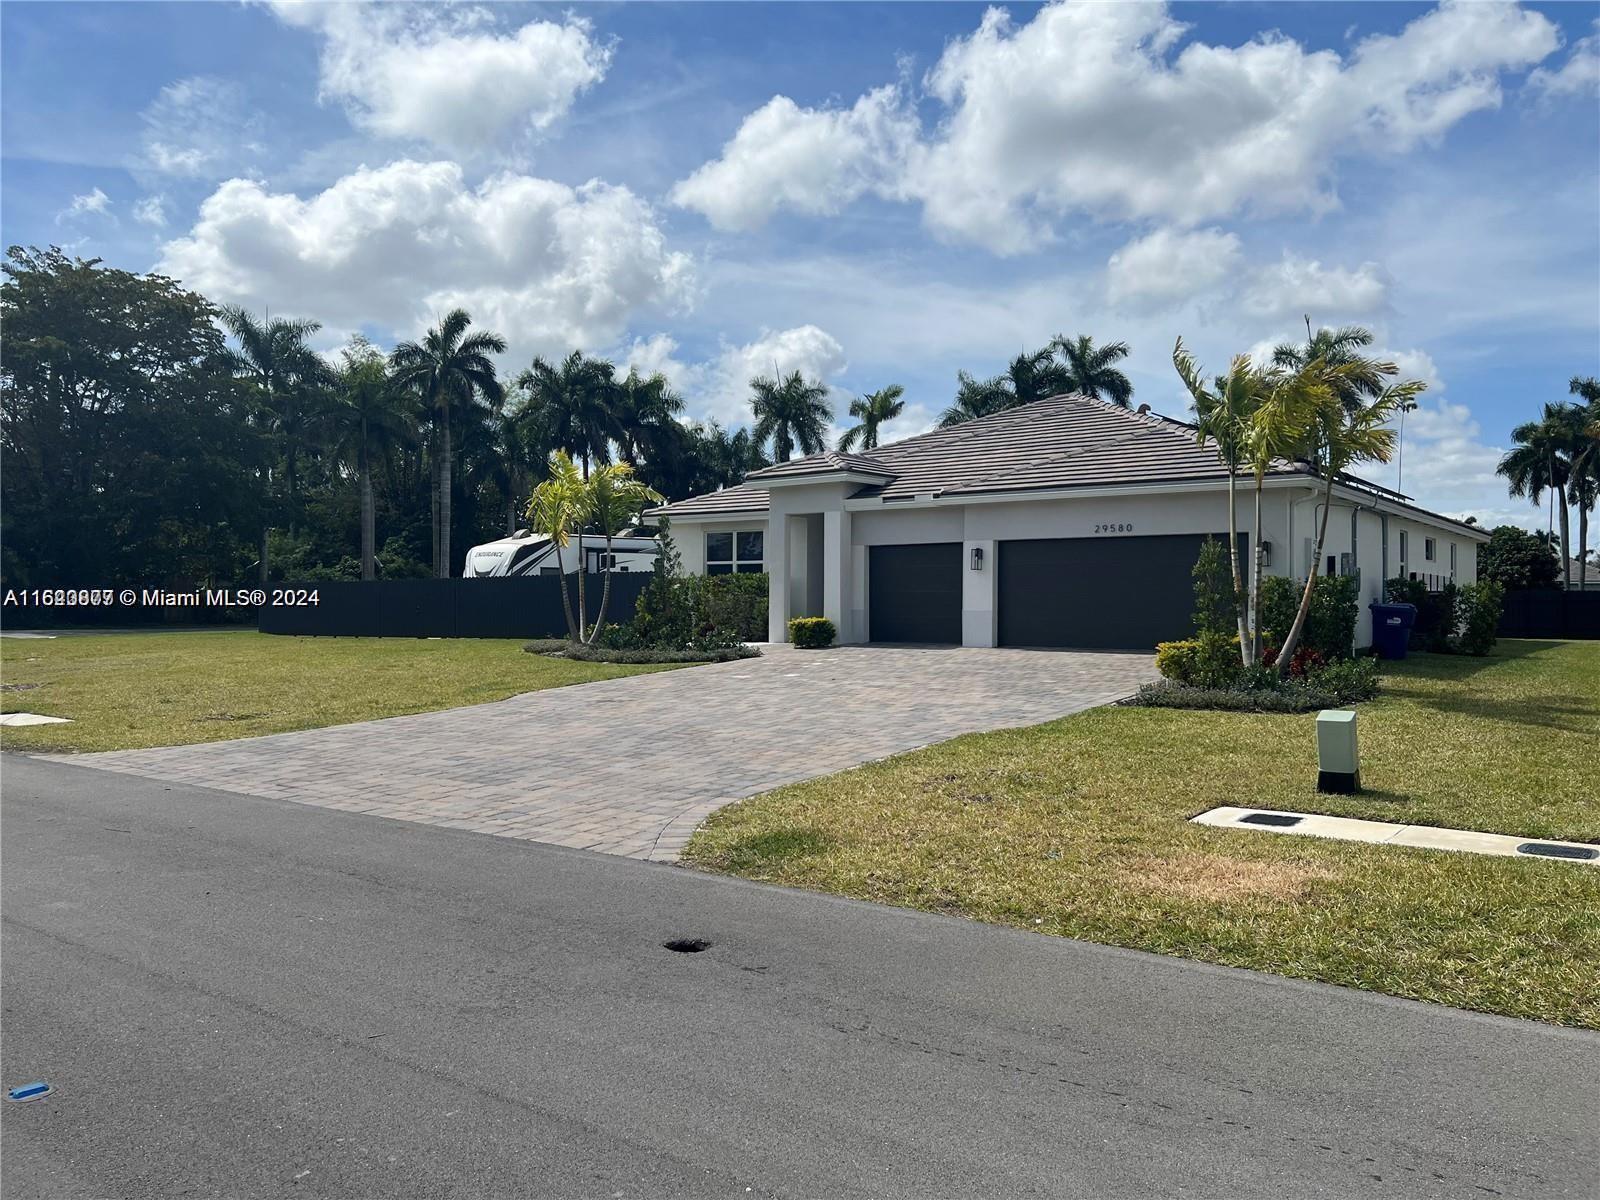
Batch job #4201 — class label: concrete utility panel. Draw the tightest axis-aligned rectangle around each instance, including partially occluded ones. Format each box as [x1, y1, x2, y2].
[1193, 807, 1600, 865]
[1315, 709, 1359, 794]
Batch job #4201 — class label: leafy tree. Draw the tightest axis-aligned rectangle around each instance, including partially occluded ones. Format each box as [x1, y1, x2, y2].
[838, 384, 905, 452]
[322, 337, 414, 579]
[1477, 525, 1560, 590]
[1053, 334, 1133, 406]
[750, 370, 831, 462]
[1, 246, 264, 590]
[390, 308, 506, 577]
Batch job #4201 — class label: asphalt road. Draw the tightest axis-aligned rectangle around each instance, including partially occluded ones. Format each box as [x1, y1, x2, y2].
[3, 755, 1596, 1199]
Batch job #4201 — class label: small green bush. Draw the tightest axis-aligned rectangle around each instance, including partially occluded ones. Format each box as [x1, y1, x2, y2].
[1257, 572, 1358, 660]
[1155, 639, 1200, 683]
[788, 616, 836, 648]
[1454, 580, 1504, 656]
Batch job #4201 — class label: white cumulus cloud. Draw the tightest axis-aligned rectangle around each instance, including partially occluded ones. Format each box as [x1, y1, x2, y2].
[1106, 227, 1242, 310]
[1527, 23, 1600, 98]
[157, 160, 695, 366]
[132, 195, 168, 228]
[57, 188, 111, 223]
[1239, 255, 1389, 321]
[674, 0, 1560, 253]
[271, 3, 611, 156]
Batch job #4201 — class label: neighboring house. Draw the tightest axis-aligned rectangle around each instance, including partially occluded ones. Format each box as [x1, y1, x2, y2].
[648, 394, 1488, 650]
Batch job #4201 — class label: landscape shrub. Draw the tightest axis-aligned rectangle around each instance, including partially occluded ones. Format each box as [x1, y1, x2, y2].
[610, 524, 769, 650]
[698, 572, 768, 642]
[1154, 639, 1201, 684]
[1127, 655, 1379, 713]
[1455, 580, 1504, 656]
[1257, 573, 1358, 661]
[523, 639, 758, 664]
[788, 616, 836, 648]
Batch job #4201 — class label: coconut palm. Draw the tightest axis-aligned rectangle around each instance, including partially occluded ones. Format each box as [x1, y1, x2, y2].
[519, 351, 620, 479]
[487, 396, 551, 537]
[1053, 334, 1134, 406]
[1175, 339, 1263, 662]
[1497, 403, 1583, 588]
[612, 367, 685, 474]
[1569, 377, 1600, 589]
[1274, 357, 1424, 673]
[323, 337, 414, 579]
[750, 370, 831, 463]
[389, 308, 506, 578]
[838, 385, 905, 452]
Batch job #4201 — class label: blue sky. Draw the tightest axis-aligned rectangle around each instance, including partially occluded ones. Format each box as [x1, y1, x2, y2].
[5, 1, 1597, 528]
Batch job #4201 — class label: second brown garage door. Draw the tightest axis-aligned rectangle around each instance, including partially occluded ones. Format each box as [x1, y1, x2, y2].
[997, 534, 1243, 650]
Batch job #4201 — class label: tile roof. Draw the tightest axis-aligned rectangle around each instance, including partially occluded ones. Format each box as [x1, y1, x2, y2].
[648, 392, 1480, 535]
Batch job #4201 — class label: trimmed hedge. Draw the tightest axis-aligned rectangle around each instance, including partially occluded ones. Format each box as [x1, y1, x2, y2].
[1126, 657, 1380, 713]
[788, 616, 836, 649]
[523, 639, 759, 664]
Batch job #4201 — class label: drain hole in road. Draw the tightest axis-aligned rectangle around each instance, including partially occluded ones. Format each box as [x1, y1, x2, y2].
[1516, 842, 1599, 861]
[664, 938, 711, 954]
[1239, 812, 1303, 828]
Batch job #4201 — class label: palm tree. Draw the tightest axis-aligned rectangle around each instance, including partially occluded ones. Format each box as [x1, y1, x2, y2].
[1053, 334, 1133, 406]
[750, 370, 831, 462]
[612, 367, 685, 475]
[218, 306, 332, 576]
[1569, 377, 1600, 590]
[838, 385, 905, 452]
[584, 463, 663, 641]
[938, 348, 1067, 427]
[389, 308, 506, 578]
[1271, 321, 1385, 413]
[1497, 403, 1585, 588]
[519, 351, 618, 478]
[1175, 339, 1260, 663]
[525, 451, 587, 640]
[488, 396, 551, 537]
[1275, 356, 1425, 674]
[323, 337, 414, 579]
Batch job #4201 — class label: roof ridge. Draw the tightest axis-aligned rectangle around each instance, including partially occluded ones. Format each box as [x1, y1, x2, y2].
[858, 392, 1086, 463]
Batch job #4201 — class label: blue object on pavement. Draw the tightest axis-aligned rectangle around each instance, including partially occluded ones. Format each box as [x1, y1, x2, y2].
[1368, 602, 1417, 660]
[7, 1082, 52, 1102]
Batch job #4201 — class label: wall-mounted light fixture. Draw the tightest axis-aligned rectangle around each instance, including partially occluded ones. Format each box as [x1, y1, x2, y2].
[970, 547, 984, 571]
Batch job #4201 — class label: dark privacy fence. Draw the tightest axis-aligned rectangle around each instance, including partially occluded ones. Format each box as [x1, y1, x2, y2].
[1497, 588, 1600, 640]
[257, 574, 653, 639]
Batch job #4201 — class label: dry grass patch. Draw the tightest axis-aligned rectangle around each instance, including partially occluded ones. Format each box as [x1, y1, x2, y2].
[1116, 851, 1338, 904]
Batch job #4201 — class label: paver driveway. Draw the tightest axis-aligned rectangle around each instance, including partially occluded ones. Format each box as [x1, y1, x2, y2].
[47, 645, 1157, 861]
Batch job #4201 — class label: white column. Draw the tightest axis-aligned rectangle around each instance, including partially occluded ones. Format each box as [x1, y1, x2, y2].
[766, 514, 790, 642]
[823, 509, 854, 641]
[962, 539, 997, 647]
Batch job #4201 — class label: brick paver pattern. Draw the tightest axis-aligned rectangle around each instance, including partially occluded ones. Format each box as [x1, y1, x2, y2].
[49, 645, 1157, 861]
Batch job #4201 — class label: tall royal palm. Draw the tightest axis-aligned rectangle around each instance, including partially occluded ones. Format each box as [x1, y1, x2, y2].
[838, 385, 905, 452]
[219, 307, 332, 574]
[519, 351, 618, 478]
[389, 309, 506, 578]
[613, 368, 685, 473]
[1570, 377, 1600, 588]
[750, 370, 831, 463]
[1053, 334, 1134, 406]
[324, 338, 414, 580]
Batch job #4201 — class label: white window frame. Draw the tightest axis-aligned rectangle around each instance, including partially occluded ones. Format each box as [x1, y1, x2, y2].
[1398, 530, 1408, 570]
[1425, 536, 1437, 562]
[706, 529, 765, 575]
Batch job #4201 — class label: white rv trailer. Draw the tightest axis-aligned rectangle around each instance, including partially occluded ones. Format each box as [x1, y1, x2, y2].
[462, 530, 660, 579]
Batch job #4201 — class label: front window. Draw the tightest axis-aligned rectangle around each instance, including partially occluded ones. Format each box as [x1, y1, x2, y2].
[706, 530, 764, 574]
[1425, 537, 1437, 561]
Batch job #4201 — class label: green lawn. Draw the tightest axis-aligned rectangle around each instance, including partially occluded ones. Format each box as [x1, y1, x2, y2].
[684, 639, 1600, 1028]
[0, 631, 680, 753]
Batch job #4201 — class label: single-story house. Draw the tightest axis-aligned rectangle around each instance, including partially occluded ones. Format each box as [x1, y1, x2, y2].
[648, 393, 1489, 650]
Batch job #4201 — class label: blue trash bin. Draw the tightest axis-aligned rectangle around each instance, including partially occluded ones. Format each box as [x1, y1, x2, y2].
[1368, 602, 1417, 660]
